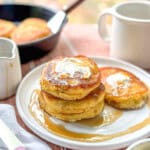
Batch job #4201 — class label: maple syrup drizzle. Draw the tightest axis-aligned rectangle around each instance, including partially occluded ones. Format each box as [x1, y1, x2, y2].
[29, 90, 150, 142]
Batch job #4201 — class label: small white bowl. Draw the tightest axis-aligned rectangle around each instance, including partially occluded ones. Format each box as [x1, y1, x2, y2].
[127, 138, 150, 150]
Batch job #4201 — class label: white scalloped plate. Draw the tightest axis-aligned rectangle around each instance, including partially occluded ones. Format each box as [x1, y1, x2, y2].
[16, 57, 150, 150]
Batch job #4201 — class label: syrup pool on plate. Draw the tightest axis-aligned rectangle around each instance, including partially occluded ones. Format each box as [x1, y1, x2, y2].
[28, 90, 150, 142]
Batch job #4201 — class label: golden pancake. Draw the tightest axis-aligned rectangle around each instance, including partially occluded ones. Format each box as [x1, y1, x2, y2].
[11, 18, 51, 44]
[20, 18, 48, 26]
[39, 84, 105, 115]
[0, 19, 16, 38]
[48, 100, 104, 122]
[100, 67, 149, 109]
[40, 56, 101, 100]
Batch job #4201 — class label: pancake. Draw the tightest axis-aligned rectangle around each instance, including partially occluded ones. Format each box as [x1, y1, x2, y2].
[11, 18, 51, 44]
[0, 19, 16, 38]
[100, 67, 149, 109]
[39, 84, 105, 115]
[48, 100, 104, 122]
[40, 56, 101, 100]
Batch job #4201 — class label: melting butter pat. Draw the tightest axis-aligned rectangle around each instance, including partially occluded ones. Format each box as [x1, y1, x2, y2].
[106, 72, 131, 96]
[55, 58, 91, 79]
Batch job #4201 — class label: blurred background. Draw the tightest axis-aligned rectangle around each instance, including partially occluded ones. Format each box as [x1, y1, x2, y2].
[0, 0, 127, 24]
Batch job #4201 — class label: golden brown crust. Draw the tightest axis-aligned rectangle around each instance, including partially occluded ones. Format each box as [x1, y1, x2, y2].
[0, 19, 16, 38]
[40, 56, 101, 100]
[11, 18, 51, 44]
[39, 84, 105, 115]
[100, 67, 149, 109]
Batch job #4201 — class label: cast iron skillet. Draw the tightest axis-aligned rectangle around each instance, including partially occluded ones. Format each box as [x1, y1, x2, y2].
[0, 0, 84, 63]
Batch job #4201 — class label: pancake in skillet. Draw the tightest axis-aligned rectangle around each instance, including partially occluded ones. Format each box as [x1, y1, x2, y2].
[0, 19, 16, 38]
[11, 18, 51, 44]
[100, 67, 149, 109]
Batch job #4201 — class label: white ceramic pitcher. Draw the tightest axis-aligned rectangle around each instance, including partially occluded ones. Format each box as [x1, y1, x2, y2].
[0, 38, 22, 99]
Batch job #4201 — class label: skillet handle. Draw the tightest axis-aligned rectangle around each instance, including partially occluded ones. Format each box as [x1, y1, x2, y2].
[63, 0, 85, 14]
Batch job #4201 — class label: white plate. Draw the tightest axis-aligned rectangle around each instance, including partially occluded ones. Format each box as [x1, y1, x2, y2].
[16, 56, 150, 150]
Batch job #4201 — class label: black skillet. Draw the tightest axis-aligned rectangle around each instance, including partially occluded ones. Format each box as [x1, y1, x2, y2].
[0, 0, 84, 63]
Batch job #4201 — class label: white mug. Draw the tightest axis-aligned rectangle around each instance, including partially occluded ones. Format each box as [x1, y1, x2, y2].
[98, 1, 150, 68]
[0, 38, 22, 99]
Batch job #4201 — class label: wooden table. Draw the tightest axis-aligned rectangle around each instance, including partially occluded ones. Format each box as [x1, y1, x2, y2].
[0, 24, 138, 150]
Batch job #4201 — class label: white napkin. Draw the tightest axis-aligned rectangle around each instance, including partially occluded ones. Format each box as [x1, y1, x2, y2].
[0, 104, 51, 150]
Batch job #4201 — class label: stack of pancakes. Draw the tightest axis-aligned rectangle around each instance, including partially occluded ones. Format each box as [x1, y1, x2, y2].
[39, 56, 105, 122]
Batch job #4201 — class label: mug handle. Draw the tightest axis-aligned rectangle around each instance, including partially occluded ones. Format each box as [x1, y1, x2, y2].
[98, 8, 113, 42]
